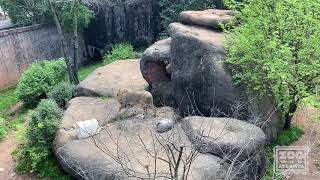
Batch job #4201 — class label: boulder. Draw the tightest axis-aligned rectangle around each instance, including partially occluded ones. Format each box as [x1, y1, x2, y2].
[168, 23, 242, 117]
[140, 38, 172, 87]
[76, 59, 148, 97]
[181, 116, 266, 162]
[53, 97, 121, 151]
[148, 22, 282, 143]
[179, 9, 238, 30]
[56, 111, 266, 179]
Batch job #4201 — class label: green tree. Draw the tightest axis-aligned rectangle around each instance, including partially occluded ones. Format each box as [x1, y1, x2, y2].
[0, 0, 50, 26]
[47, 0, 93, 84]
[226, 0, 320, 128]
[0, 0, 93, 85]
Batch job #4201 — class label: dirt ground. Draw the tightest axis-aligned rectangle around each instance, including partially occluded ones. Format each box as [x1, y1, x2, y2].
[0, 111, 37, 180]
[286, 105, 320, 180]
[0, 132, 37, 180]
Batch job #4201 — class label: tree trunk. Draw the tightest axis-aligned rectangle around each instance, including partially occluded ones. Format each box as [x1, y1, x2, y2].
[47, 0, 79, 84]
[72, 0, 80, 84]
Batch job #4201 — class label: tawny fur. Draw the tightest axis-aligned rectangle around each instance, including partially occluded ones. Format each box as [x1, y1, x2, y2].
[116, 90, 156, 118]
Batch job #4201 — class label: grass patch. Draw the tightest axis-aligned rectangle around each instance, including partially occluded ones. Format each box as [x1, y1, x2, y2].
[0, 88, 19, 113]
[0, 116, 8, 140]
[9, 108, 30, 130]
[263, 126, 304, 180]
[274, 127, 304, 146]
[79, 61, 103, 81]
[103, 43, 138, 65]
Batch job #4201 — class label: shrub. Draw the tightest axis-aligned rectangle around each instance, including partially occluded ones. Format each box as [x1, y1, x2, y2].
[48, 82, 75, 108]
[15, 59, 67, 106]
[226, 0, 320, 127]
[14, 99, 65, 178]
[103, 43, 137, 65]
[159, 0, 216, 30]
[27, 99, 62, 147]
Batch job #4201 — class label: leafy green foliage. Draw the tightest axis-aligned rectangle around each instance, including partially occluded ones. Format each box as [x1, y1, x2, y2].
[226, 0, 320, 125]
[48, 82, 75, 108]
[61, 2, 94, 32]
[28, 99, 62, 146]
[224, 0, 247, 10]
[159, 0, 216, 30]
[0, 116, 7, 140]
[14, 99, 70, 179]
[103, 43, 137, 65]
[0, 0, 93, 29]
[15, 59, 67, 106]
[0, 0, 50, 26]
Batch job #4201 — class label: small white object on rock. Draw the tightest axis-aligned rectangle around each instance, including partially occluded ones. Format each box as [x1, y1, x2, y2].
[155, 118, 174, 133]
[76, 119, 100, 139]
[0, 167, 5, 172]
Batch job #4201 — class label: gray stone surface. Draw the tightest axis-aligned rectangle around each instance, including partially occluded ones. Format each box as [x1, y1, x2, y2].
[54, 97, 267, 179]
[179, 9, 238, 30]
[76, 59, 149, 97]
[155, 118, 174, 133]
[151, 81, 176, 107]
[144, 22, 282, 143]
[181, 116, 266, 162]
[53, 97, 121, 151]
[140, 38, 172, 87]
[168, 23, 241, 117]
[56, 112, 266, 179]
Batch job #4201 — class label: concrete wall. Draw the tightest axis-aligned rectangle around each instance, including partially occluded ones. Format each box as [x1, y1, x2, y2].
[0, 24, 87, 90]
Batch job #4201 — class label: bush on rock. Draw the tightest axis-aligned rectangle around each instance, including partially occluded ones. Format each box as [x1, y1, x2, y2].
[15, 59, 67, 106]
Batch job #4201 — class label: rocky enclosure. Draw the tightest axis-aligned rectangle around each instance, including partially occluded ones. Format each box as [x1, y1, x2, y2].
[141, 9, 282, 143]
[55, 59, 267, 179]
[54, 9, 271, 180]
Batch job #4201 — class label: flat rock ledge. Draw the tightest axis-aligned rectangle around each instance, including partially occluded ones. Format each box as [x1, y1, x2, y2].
[179, 9, 238, 30]
[76, 59, 149, 97]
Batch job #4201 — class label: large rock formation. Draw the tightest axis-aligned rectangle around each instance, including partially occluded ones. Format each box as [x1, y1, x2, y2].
[55, 98, 266, 180]
[56, 58, 267, 179]
[85, 0, 161, 59]
[140, 9, 282, 143]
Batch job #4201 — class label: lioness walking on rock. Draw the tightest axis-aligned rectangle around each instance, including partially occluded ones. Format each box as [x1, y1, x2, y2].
[116, 90, 157, 119]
